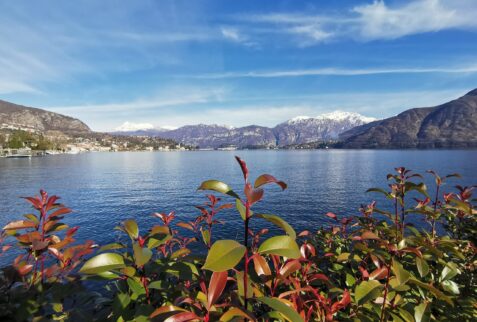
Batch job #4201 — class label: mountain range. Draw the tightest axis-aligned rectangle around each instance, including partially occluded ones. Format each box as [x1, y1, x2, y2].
[340, 89, 477, 148]
[1, 89, 476, 149]
[114, 111, 376, 148]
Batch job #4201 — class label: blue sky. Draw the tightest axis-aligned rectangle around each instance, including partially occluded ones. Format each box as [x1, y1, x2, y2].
[1, 0, 477, 131]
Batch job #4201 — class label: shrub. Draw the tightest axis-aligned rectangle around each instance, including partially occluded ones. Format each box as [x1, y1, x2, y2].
[0, 157, 475, 321]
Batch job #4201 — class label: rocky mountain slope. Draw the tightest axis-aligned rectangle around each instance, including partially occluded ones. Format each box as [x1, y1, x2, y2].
[274, 112, 376, 146]
[122, 111, 375, 148]
[0, 100, 91, 134]
[340, 89, 477, 148]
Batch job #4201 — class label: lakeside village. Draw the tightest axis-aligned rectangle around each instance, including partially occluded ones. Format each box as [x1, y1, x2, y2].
[0, 127, 191, 158]
[0, 125, 337, 158]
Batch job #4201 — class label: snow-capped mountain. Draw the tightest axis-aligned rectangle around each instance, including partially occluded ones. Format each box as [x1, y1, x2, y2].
[111, 122, 178, 136]
[276, 111, 377, 145]
[110, 111, 376, 148]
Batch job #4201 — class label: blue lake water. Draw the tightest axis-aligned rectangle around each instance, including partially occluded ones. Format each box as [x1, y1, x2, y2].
[1, 150, 476, 265]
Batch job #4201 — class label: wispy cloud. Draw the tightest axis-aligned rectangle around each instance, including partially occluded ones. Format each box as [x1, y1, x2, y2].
[0, 80, 42, 95]
[192, 65, 477, 79]
[354, 0, 477, 40]
[231, 0, 477, 46]
[49, 87, 227, 113]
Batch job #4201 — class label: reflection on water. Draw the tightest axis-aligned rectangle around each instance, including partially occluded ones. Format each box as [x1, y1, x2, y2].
[1, 150, 476, 265]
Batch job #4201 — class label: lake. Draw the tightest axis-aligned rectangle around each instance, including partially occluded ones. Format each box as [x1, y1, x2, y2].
[1, 150, 476, 265]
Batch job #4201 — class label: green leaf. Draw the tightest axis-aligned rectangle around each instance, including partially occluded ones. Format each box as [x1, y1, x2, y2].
[124, 219, 139, 239]
[127, 277, 146, 296]
[79, 253, 126, 274]
[408, 278, 453, 306]
[148, 280, 163, 290]
[170, 248, 190, 259]
[23, 214, 39, 225]
[99, 242, 126, 252]
[236, 199, 252, 221]
[147, 234, 172, 249]
[201, 228, 210, 246]
[133, 242, 152, 267]
[198, 180, 240, 199]
[397, 308, 415, 322]
[440, 262, 459, 282]
[366, 188, 391, 198]
[220, 307, 255, 322]
[355, 280, 383, 305]
[203, 240, 246, 272]
[256, 297, 304, 322]
[115, 293, 131, 310]
[236, 271, 253, 303]
[256, 214, 296, 239]
[416, 257, 429, 278]
[258, 235, 300, 259]
[414, 302, 430, 322]
[346, 273, 356, 287]
[441, 280, 460, 294]
[392, 259, 410, 286]
[337, 253, 350, 262]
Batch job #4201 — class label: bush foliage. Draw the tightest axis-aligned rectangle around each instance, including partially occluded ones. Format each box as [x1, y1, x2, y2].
[0, 157, 476, 321]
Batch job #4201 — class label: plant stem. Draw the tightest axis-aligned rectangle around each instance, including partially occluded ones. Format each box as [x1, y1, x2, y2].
[380, 262, 392, 322]
[400, 184, 405, 240]
[394, 197, 399, 241]
[244, 201, 250, 309]
[431, 185, 440, 239]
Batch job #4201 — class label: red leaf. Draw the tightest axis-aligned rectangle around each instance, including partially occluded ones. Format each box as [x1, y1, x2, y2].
[164, 312, 199, 322]
[18, 264, 33, 276]
[207, 271, 228, 310]
[279, 259, 301, 278]
[300, 243, 316, 258]
[359, 266, 369, 280]
[309, 273, 330, 283]
[3, 220, 37, 230]
[66, 226, 79, 237]
[298, 230, 311, 237]
[217, 203, 234, 210]
[235, 156, 249, 181]
[253, 254, 272, 276]
[45, 195, 60, 211]
[244, 183, 264, 205]
[48, 207, 72, 219]
[177, 222, 194, 231]
[361, 231, 380, 240]
[370, 266, 389, 280]
[331, 290, 351, 313]
[32, 239, 49, 251]
[22, 196, 42, 210]
[254, 174, 287, 190]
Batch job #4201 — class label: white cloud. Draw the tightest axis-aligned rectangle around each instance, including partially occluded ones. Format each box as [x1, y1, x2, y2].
[220, 26, 258, 48]
[220, 27, 242, 42]
[232, 0, 477, 45]
[354, 0, 477, 40]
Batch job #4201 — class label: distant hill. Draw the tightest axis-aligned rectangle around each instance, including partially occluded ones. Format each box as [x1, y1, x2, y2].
[0, 100, 91, 134]
[340, 89, 477, 148]
[116, 111, 375, 148]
